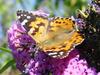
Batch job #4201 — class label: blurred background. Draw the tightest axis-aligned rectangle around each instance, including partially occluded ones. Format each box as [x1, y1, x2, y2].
[0, 0, 91, 75]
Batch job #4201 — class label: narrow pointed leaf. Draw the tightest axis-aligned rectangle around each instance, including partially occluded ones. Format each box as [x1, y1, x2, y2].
[0, 47, 11, 53]
[0, 59, 15, 74]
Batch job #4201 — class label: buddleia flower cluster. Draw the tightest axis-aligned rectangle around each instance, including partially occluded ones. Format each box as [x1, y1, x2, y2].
[8, 0, 100, 75]
[76, 0, 100, 72]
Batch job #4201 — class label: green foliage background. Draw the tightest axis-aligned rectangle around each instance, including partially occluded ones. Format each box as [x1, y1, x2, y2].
[0, 0, 89, 75]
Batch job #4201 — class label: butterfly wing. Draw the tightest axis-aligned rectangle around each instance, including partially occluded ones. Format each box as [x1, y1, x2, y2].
[40, 17, 84, 58]
[17, 10, 49, 43]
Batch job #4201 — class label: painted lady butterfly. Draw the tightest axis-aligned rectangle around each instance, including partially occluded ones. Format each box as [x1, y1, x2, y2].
[17, 10, 84, 58]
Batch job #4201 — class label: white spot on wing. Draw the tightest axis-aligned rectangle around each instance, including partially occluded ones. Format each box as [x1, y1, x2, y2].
[52, 56, 57, 58]
[48, 52, 57, 56]
[59, 51, 64, 55]
[18, 16, 21, 19]
[27, 16, 31, 19]
[24, 14, 26, 16]
[21, 14, 23, 16]
[21, 19, 28, 26]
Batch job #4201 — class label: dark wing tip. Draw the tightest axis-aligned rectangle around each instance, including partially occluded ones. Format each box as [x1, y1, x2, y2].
[17, 10, 22, 16]
[17, 10, 29, 16]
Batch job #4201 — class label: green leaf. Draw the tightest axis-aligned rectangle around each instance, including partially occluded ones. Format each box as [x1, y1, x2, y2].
[0, 47, 11, 53]
[49, 73, 52, 75]
[0, 59, 15, 74]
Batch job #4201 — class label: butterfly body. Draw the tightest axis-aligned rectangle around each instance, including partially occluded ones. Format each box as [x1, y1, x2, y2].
[17, 10, 84, 58]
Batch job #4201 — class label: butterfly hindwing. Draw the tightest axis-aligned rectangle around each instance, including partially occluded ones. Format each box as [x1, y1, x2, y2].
[40, 17, 84, 58]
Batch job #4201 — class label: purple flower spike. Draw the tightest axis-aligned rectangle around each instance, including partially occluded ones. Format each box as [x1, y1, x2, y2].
[8, 21, 36, 71]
